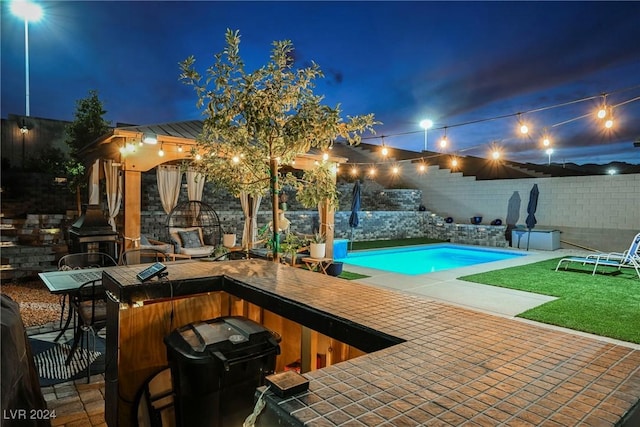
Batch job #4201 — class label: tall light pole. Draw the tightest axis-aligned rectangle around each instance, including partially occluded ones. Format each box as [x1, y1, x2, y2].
[420, 119, 433, 152]
[11, 0, 43, 117]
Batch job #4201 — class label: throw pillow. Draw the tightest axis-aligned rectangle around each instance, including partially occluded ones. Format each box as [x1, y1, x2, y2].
[179, 230, 202, 248]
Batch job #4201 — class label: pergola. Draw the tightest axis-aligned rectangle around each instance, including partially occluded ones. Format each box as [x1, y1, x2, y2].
[78, 120, 345, 256]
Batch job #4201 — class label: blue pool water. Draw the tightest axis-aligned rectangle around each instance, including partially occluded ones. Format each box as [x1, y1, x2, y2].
[335, 244, 525, 275]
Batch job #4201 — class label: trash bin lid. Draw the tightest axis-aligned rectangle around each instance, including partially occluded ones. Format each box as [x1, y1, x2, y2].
[165, 316, 280, 362]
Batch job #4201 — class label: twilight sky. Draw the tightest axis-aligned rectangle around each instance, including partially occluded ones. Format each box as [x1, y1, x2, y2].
[2, 1, 639, 165]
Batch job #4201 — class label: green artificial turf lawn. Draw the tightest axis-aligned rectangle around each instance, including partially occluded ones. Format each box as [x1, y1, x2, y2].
[459, 258, 640, 344]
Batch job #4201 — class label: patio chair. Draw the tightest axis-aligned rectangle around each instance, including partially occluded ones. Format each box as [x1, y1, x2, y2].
[66, 278, 106, 383]
[120, 248, 170, 265]
[555, 232, 640, 278]
[583, 232, 640, 262]
[55, 252, 117, 342]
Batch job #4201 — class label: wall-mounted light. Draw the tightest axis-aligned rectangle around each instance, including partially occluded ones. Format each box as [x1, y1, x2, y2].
[20, 126, 29, 134]
[143, 134, 158, 144]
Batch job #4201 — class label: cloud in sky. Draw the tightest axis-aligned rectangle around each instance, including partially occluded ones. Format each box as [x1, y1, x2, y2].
[1, 1, 639, 165]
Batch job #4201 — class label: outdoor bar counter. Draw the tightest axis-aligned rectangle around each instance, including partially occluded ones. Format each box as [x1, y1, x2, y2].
[103, 259, 640, 426]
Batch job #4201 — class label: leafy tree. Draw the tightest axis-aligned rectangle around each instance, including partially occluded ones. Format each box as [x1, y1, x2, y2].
[64, 90, 111, 212]
[180, 29, 377, 259]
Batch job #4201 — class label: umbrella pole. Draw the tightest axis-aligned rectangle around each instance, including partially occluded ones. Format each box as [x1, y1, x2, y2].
[350, 228, 353, 251]
[527, 229, 532, 251]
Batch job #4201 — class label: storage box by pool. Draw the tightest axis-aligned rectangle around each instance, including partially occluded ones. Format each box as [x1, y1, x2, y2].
[333, 239, 348, 259]
[164, 316, 281, 427]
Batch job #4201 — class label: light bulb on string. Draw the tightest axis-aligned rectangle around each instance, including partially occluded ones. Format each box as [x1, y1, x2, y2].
[605, 118, 614, 129]
[232, 155, 240, 164]
[351, 166, 358, 176]
[380, 136, 389, 157]
[177, 145, 183, 153]
[368, 167, 376, 176]
[597, 94, 608, 119]
[158, 144, 165, 157]
[418, 163, 426, 173]
[439, 127, 448, 149]
[517, 113, 529, 135]
[391, 166, 399, 175]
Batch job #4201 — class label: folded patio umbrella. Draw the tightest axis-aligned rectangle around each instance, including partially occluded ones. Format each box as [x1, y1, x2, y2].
[525, 184, 539, 251]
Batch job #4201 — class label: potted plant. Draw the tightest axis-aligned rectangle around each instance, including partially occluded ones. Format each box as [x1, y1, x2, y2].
[309, 232, 326, 259]
[213, 245, 230, 260]
[280, 232, 303, 266]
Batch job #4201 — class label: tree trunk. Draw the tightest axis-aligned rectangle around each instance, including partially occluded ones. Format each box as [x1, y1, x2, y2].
[270, 158, 280, 262]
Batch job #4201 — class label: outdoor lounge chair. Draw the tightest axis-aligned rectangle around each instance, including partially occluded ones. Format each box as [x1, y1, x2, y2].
[555, 232, 640, 278]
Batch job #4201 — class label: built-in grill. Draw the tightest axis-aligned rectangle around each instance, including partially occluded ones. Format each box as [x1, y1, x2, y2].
[68, 204, 118, 258]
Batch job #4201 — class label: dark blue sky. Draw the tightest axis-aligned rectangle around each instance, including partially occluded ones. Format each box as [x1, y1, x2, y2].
[2, 1, 639, 165]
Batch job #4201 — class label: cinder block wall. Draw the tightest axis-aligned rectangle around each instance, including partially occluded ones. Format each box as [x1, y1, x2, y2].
[139, 170, 639, 251]
[418, 168, 639, 251]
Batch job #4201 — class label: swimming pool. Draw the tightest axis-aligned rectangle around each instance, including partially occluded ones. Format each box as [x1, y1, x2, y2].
[335, 244, 525, 275]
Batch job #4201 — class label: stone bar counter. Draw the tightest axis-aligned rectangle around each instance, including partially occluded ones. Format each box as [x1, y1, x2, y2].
[103, 259, 640, 426]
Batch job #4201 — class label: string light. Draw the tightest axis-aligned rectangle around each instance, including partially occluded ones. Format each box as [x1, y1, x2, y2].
[439, 127, 448, 149]
[178, 144, 183, 152]
[597, 94, 608, 119]
[158, 144, 164, 157]
[605, 117, 614, 129]
[518, 113, 529, 134]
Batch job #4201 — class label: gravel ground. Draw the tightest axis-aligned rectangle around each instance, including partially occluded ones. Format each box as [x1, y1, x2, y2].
[1, 280, 61, 328]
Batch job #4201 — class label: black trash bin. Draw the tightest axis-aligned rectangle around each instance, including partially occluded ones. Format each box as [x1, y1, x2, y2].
[164, 316, 281, 427]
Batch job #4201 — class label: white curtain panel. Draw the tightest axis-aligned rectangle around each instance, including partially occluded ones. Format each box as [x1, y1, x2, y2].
[157, 165, 183, 214]
[240, 192, 262, 249]
[186, 169, 205, 201]
[88, 159, 100, 205]
[103, 159, 123, 231]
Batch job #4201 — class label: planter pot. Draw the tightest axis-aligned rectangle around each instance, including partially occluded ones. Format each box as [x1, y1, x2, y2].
[326, 262, 343, 277]
[223, 233, 236, 248]
[310, 243, 326, 259]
